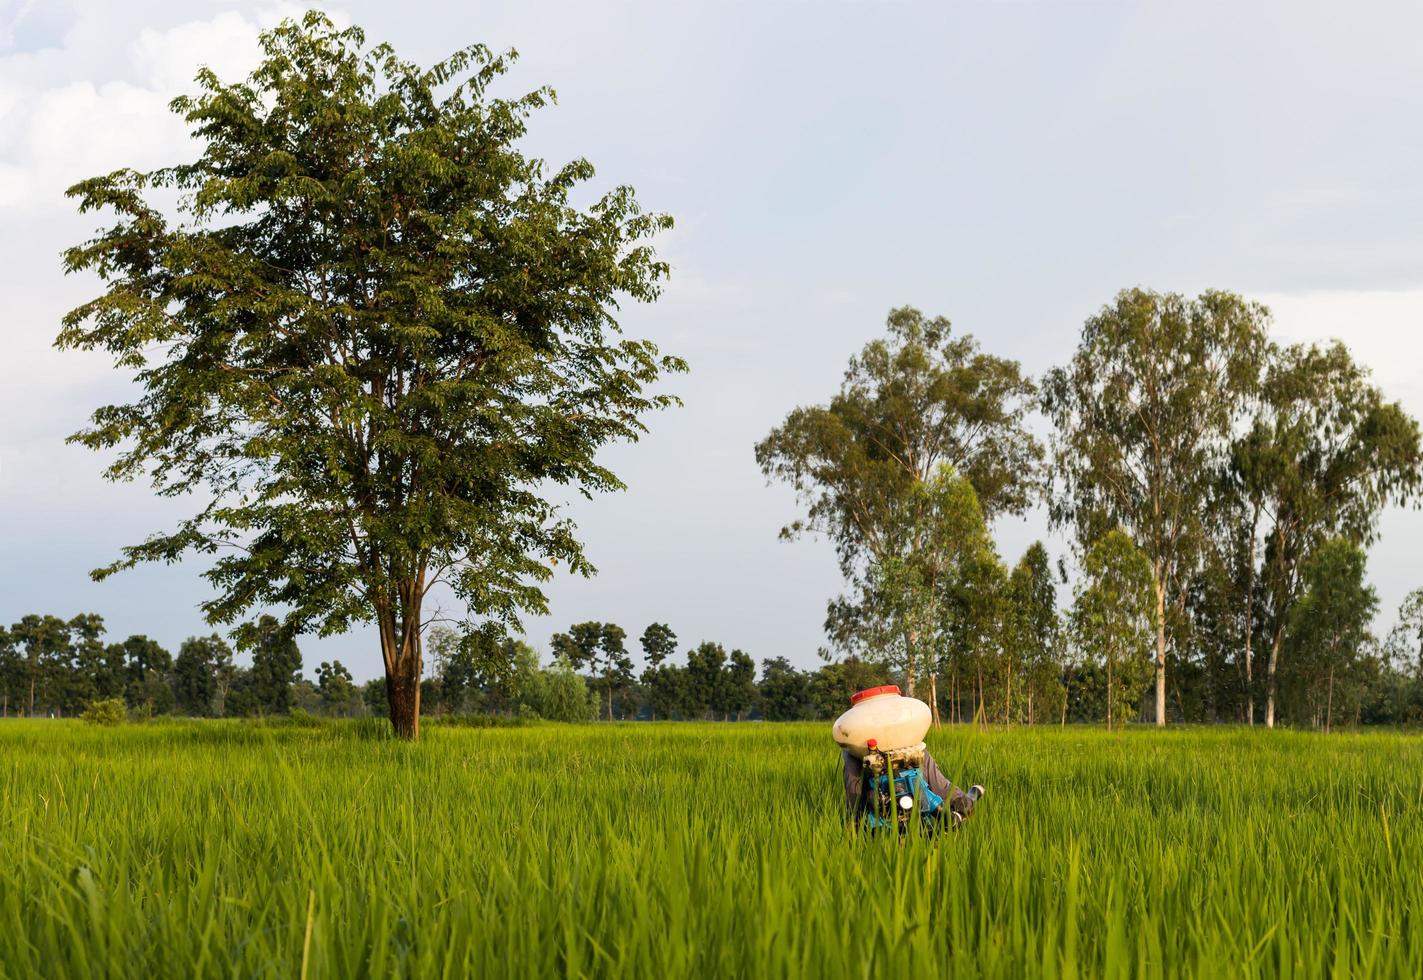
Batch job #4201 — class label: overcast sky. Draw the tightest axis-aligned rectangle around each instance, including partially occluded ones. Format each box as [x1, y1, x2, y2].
[2, 0, 1421, 681]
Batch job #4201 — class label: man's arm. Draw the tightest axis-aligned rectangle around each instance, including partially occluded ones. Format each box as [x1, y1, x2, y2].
[922, 750, 972, 817]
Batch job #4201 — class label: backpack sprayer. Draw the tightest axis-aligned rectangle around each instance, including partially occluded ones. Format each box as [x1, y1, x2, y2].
[833, 686, 950, 834]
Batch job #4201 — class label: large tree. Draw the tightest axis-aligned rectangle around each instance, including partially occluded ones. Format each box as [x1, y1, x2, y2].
[1239, 341, 1422, 727]
[58, 13, 681, 739]
[1043, 288, 1270, 726]
[758, 308, 1040, 696]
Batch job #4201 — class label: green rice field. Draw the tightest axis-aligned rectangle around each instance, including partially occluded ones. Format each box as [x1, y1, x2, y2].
[1, 720, 1420, 978]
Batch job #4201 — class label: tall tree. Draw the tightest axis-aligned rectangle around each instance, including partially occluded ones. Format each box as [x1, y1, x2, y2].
[638, 623, 677, 720]
[1043, 288, 1270, 726]
[68, 613, 123, 707]
[173, 635, 228, 716]
[58, 13, 681, 740]
[684, 642, 728, 720]
[723, 650, 758, 721]
[1070, 530, 1158, 730]
[1283, 539, 1377, 732]
[1003, 542, 1063, 725]
[247, 615, 303, 714]
[757, 307, 1041, 696]
[825, 467, 1001, 700]
[114, 634, 174, 715]
[1240, 342, 1422, 727]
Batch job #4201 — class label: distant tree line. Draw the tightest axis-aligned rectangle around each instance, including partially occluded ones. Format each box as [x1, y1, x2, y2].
[0, 614, 347, 719]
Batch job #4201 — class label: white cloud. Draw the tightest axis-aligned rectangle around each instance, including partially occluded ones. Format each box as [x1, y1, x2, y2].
[0, 4, 340, 491]
[0, 3, 331, 212]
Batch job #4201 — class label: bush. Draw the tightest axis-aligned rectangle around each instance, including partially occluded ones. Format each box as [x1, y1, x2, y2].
[81, 698, 127, 726]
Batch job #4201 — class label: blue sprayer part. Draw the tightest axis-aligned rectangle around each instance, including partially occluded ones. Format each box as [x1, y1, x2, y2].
[864, 765, 945, 831]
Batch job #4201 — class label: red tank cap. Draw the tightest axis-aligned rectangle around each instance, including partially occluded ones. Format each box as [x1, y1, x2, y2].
[850, 685, 900, 705]
[866, 738, 878, 749]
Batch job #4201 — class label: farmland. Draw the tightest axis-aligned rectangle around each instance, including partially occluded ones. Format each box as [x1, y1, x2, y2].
[2, 721, 1420, 978]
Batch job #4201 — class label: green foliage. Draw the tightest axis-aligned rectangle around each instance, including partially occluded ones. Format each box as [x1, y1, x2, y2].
[806, 657, 891, 719]
[758, 657, 812, 721]
[553, 621, 634, 719]
[244, 615, 303, 715]
[524, 658, 597, 722]
[315, 660, 358, 716]
[79, 698, 127, 726]
[1242, 341, 1423, 724]
[172, 634, 231, 716]
[1071, 530, 1159, 729]
[7, 723, 1423, 976]
[1282, 539, 1378, 731]
[58, 12, 682, 739]
[1003, 542, 1065, 725]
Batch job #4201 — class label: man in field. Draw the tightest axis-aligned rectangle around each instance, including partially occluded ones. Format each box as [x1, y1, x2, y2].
[841, 748, 983, 831]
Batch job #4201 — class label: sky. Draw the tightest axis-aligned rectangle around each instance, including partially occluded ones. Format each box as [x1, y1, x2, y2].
[2, 0, 1421, 681]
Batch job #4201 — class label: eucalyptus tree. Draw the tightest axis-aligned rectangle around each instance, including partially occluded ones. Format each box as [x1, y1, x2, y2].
[758, 307, 1040, 696]
[1240, 342, 1422, 726]
[1043, 288, 1270, 726]
[1283, 538, 1376, 732]
[1003, 542, 1063, 725]
[1070, 529, 1159, 730]
[57, 14, 681, 738]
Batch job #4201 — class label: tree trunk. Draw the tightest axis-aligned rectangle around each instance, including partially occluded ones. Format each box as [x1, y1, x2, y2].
[904, 629, 917, 698]
[1154, 577, 1167, 728]
[386, 661, 421, 740]
[606, 682, 613, 722]
[1265, 625, 1283, 729]
[1243, 506, 1259, 726]
[929, 674, 941, 727]
[378, 581, 425, 740]
[1005, 661, 1013, 727]
[1325, 666, 1334, 735]
[1107, 657, 1114, 731]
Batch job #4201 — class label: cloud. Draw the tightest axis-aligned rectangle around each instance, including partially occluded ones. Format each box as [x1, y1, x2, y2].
[0, 3, 331, 212]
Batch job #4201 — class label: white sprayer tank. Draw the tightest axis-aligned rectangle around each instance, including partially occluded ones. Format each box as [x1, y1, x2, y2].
[832, 685, 932, 759]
